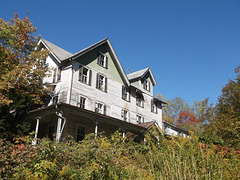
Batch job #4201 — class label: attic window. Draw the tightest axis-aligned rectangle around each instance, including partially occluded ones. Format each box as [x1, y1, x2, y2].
[143, 79, 150, 91]
[97, 52, 108, 68]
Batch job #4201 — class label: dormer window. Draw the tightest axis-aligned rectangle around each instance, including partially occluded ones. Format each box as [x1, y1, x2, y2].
[97, 52, 108, 68]
[143, 79, 150, 91]
[79, 65, 92, 85]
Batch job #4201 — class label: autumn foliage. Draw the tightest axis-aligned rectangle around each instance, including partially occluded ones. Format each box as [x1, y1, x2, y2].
[0, 13, 49, 134]
[177, 110, 198, 131]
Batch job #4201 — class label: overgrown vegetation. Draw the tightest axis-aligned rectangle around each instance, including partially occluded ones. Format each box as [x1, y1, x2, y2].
[1, 130, 240, 179]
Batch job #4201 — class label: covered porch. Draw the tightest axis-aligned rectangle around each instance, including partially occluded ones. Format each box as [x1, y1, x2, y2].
[27, 103, 148, 144]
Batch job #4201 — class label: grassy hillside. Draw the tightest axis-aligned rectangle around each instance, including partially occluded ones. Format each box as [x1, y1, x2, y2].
[1, 130, 240, 179]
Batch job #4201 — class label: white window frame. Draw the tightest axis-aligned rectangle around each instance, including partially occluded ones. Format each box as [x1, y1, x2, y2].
[96, 73, 107, 92]
[121, 109, 129, 122]
[79, 65, 92, 85]
[136, 114, 144, 124]
[151, 99, 158, 114]
[95, 102, 106, 115]
[122, 86, 130, 102]
[136, 92, 144, 108]
[77, 95, 87, 109]
[53, 66, 62, 83]
[97, 52, 108, 68]
[143, 79, 150, 91]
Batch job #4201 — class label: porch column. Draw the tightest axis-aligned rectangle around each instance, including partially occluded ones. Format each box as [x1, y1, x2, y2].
[122, 127, 126, 139]
[32, 117, 41, 145]
[56, 113, 62, 142]
[94, 120, 99, 139]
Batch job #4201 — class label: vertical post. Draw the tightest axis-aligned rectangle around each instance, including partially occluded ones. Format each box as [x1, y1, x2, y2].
[94, 120, 99, 139]
[32, 117, 40, 145]
[122, 127, 126, 139]
[56, 113, 62, 143]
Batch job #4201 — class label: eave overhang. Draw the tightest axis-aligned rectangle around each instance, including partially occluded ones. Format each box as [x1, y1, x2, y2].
[27, 103, 146, 133]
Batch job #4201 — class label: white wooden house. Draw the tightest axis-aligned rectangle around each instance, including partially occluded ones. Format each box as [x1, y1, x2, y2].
[28, 38, 187, 143]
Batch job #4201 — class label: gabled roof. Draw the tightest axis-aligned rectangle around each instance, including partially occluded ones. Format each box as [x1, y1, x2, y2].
[68, 38, 130, 86]
[127, 67, 157, 86]
[39, 39, 72, 62]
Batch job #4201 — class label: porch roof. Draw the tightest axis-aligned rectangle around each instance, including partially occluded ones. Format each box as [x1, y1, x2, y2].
[27, 103, 147, 133]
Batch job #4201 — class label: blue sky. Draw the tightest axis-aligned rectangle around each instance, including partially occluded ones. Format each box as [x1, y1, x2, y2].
[1, 0, 240, 104]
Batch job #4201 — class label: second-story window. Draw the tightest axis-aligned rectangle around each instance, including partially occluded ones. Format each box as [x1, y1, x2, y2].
[136, 115, 144, 124]
[136, 92, 144, 108]
[143, 79, 150, 91]
[97, 52, 108, 68]
[79, 65, 92, 85]
[95, 102, 106, 115]
[151, 99, 158, 113]
[53, 67, 62, 83]
[121, 109, 129, 122]
[96, 73, 107, 92]
[122, 86, 130, 101]
[77, 96, 87, 109]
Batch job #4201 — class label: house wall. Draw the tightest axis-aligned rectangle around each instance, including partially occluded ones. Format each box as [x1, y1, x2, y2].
[69, 46, 163, 129]
[42, 43, 163, 129]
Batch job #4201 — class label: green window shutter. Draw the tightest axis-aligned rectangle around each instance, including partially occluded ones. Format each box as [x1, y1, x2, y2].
[105, 55, 108, 69]
[79, 65, 83, 81]
[96, 74, 99, 89]
[105, 77, 108, 92]
[89, 70, 92, 86]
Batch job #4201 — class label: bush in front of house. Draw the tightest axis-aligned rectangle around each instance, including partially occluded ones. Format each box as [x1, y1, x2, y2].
[0, 131, 239, 179]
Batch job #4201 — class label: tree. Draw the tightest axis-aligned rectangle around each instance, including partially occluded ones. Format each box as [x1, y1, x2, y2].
[0, 13, 49, 135]
[157, 94, 190, 124]
[205, 65, 240, 148]
[157, 94, 214, 133]
[177, 110, 198, 132]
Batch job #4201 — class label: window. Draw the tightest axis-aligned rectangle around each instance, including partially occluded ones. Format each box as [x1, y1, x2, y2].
[136, 92, 144, 107]
[121, 109, 129, 122]
[136, 115, 144, 124]
[97, 52, 108, 68]
[77, 96, 87, 109]
[52, 67, 62, 83]
[143, 79, 150, 91]
[79, 65, 92, 85]
[95, 102, 106, 115]
[76, 126, 85, 141]
[151, 99, 158, 113]
[122, 86, 130, 101]
[96, 73, 107, 92]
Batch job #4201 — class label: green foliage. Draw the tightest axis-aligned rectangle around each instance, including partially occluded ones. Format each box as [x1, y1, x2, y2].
[158, 94, 214, 133]
[0, 13, 49, 135]
[205, 65, 240, 148]
[1, 131, 239, 179]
